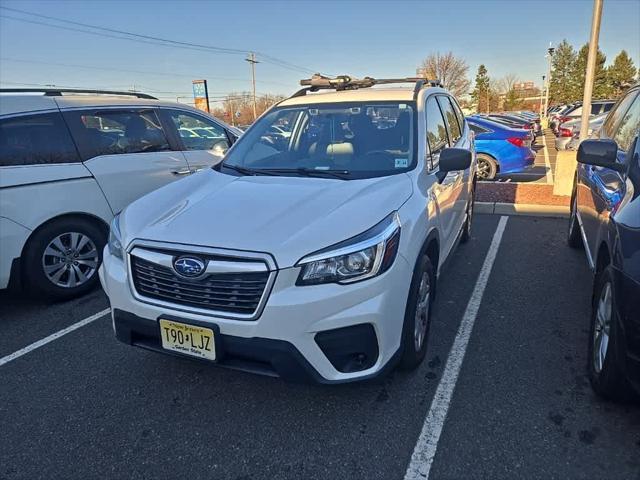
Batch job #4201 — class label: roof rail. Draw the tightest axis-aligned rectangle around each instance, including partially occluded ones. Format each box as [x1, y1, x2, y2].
[294, 74, 442, 97]
[0, 88, 158, 100]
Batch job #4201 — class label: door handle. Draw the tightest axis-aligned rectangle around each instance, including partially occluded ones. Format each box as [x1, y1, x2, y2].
[171, 169, 191, 175]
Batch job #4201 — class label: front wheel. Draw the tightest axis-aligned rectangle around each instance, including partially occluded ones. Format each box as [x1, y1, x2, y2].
[399, 255, 435, 370]
[477, 154, 497, 181]
[587, 266, 633, 401]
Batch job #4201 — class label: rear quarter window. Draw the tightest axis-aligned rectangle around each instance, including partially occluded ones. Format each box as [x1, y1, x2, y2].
[0, 112, 80, 166]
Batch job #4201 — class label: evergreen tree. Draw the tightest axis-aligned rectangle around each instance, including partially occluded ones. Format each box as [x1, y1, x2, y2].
[571, 43, 609, 99]
[471, 64, 491, 112]
[549, 40, 576, 104]
[607, 50, 638, 98]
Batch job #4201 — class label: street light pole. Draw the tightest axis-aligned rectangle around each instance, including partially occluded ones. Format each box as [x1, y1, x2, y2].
[579, 0, 604, 142]
[540, 75, 546, 117]
[544, 46, 554, 119]
[245, 52, 259, 122]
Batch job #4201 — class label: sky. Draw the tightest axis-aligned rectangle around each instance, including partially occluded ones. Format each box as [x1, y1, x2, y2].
[0, 0, 638, 107]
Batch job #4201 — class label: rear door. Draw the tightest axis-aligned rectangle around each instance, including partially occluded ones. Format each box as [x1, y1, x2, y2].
[63, 108, 189, 214]
[161, 109, 233, 172]
[437, 95, 469, 239]
[425, 95, 458, 258]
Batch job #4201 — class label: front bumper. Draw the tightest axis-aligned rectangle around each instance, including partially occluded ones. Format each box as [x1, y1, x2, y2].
[100, 246, 413, 383]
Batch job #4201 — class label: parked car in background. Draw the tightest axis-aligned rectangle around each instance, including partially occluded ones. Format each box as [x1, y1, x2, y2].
[552, 100, 616, 134]
[565, 113, 608, 151]
[99, 75, 477, 383]
[556, 113, 608, 151]
[483, 114, 538, 140]
[468, 115, 535, 180]
[0, 89, 240, 299]
[567, 83, 640, 401]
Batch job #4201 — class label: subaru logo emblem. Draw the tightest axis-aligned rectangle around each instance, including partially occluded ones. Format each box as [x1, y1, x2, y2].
[173, 257, 206, 277]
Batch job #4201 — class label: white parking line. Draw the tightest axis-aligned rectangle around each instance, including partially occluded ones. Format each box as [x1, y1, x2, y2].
[541, 134, 554, 184]
[0, 308, 111, 367]
[404, 216, 509, 480]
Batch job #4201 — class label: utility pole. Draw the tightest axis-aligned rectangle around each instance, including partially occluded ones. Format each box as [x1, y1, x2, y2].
[229, 97, 234, 126]
[544, 45, 554, 119]
[579, 0, 604, 142]
[245, 52, 259, 121]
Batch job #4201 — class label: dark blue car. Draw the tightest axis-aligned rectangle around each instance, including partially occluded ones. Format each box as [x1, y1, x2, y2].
[467, 115, 535, 180]
[568, 83, 640, 401]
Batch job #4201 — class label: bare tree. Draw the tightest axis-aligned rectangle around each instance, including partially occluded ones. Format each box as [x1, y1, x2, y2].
[497, 73, 519, 94]
[211, 92, 285, 126]
[417, 52, 471, 97]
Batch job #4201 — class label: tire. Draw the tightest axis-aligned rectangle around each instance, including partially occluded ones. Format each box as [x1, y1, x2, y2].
[587, 266, 634, 401]
[477, 154, 497, 181]
[23, 218, 106, 300]
[460, 181, 476, 243]
[567, 188, 583, 249]
[399, 255, 435, 370]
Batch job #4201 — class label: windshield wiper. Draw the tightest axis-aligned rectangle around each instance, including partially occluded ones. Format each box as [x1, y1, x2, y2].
[257, 167, 351, 180]
[219, 163, 278, 176]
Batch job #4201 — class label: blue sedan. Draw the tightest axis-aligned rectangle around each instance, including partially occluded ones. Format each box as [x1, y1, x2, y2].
[467, 115, 536, 180]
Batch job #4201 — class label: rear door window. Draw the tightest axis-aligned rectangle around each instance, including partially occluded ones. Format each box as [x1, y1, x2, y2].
[425, 96, 449, 169]
[167, 110, 230, 151]
[603, 91, 639, 139]
[436, 96, 462, 145]
[612, 94, 640, 154]
[64, 109, 170, 160]
[0, 112, 80, 166]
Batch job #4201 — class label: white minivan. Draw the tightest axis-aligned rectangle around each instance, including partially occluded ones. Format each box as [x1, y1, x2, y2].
[0, 89, 239, 299]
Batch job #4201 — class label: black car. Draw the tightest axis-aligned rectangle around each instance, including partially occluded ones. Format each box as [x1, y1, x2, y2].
[568, 84, 640, 400]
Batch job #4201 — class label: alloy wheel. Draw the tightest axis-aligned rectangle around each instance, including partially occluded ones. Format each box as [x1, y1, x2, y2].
[477, 158, 492, 180]
[41, 232, 99, 288]
[414, 271, 431, 351]
[593, 281, 612, 374]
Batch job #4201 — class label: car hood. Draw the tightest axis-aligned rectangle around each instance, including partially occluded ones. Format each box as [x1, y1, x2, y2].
[120, 169, 413, 268]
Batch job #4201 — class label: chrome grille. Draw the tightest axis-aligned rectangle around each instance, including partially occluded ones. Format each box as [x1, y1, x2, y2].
[130, 254, 269, 315]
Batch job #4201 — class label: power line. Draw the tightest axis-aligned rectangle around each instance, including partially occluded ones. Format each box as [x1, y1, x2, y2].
[0, 6, 328, 76]
[0, 57, 292, 87]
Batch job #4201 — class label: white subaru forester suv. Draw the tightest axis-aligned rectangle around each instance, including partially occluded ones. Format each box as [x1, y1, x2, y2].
[100, 76, 477, 383]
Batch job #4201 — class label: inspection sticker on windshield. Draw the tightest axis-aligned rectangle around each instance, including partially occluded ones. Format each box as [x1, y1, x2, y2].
[395, 158, 408, 168]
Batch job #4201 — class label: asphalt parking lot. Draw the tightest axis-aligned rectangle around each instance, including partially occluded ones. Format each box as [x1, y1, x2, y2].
[1, 214, 639, 480]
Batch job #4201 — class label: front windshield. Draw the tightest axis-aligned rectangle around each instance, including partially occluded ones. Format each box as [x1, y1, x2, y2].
[221, 102, 415, 179]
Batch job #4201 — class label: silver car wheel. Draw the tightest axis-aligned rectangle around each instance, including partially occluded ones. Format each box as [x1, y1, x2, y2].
[41, 232, 99, 288]
[593, 281, 612, 374]
[414, 271, 431, 351]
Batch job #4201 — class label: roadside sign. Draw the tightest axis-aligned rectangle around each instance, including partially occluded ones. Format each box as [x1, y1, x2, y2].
[192, 79, 210, 113]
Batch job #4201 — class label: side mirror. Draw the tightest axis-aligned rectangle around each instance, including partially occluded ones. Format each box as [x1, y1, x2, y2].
[436, 148, 472, 183]
[577, 139, 625, 173]
[212, 142, 229, 157]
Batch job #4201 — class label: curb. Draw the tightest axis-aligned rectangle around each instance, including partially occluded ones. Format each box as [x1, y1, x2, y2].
[476, 202, 569, 218]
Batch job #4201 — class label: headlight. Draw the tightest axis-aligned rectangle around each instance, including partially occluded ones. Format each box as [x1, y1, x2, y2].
[296, 212, 401, 286]
[108, 214, 124, 261]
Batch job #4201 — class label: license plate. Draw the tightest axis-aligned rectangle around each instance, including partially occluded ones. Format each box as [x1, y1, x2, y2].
[159, 319, 216, 361]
